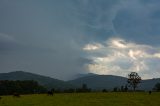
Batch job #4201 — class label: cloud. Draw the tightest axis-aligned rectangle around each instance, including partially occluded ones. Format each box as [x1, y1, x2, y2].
[1, 0, 160, 80]
[113, 0, 160, 45]
[74, 0, 160, 45]
[0, 0, 89, 80]
[72, 0, 123, 41]
[0, 33, 15, 42]
[83, 37, 160, 79]
[0, 33, 18, 51]
[83, 43, 103, 51]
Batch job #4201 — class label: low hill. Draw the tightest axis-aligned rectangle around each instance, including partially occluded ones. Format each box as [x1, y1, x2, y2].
[139, 78, 160, 90]
[0, 71, 74, 89]
[68, 74, 160, 91]
[68, 75, 128, 90]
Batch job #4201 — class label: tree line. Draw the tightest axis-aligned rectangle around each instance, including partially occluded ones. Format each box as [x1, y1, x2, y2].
[0, 72, 160, 95]
[0, 80, 47, 95]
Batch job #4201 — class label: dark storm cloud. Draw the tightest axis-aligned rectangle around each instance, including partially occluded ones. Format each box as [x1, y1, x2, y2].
[1, 0, 160, 80]
[72, 0, 122, 41]
[0, 0, 90, 80]
[113, 0, 160, 45]
[0, 33, 16, 51]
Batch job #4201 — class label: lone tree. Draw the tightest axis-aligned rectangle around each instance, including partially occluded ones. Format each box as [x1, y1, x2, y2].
[127, 72, 141, 91]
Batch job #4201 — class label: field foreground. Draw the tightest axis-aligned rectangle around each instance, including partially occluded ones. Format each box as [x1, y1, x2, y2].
[0, 92, 160, 106]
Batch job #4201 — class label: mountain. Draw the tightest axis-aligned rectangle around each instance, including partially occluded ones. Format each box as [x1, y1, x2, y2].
[0, 71, 159, 91]
[0, 71, 74, 89]
[68, 75, 128, 90]
[72, 73, 97, 80]
[68, 74, 160, 91]
[139, 78, 160, 90]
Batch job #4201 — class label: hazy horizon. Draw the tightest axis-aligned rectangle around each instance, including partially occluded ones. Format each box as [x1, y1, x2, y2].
[1, 0, 160, 80]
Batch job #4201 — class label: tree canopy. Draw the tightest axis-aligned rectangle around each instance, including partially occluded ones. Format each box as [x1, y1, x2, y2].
[0, 80, 47, 95]
[127, 72, 141, 91]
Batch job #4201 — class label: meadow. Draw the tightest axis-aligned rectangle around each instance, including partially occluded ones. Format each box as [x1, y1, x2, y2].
[0, 92, 160, 106]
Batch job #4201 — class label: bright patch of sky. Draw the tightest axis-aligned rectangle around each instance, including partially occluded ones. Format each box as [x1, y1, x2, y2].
[83, 38, 160, 79]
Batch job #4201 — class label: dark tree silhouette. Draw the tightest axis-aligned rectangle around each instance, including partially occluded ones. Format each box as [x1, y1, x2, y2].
[102, 89, 107, 92]
[124, 85, 128, 92]
[153, 83, 160, 91]
[13, 92, 20, 97]
[82, 84, 87, 90]
[0, 80, 47, 95]
[113, 87, 118, 92]
[121, 86, 124, 92]
[127, 72, 141, 91]
[47, 91, 53, 96]
[76, 84, 91, 92]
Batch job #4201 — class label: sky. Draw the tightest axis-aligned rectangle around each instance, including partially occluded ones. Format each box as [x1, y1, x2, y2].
[1, 0, 160, 80]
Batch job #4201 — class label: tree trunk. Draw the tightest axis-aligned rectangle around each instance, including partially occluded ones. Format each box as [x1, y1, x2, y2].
[133, 87, 136, 91]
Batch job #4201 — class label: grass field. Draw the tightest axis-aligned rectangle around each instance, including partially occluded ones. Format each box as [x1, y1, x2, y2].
[0, 92, 160, 106]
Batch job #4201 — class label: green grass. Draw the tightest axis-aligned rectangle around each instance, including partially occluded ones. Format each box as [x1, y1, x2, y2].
[0, 92, 160, 106]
